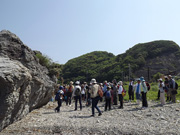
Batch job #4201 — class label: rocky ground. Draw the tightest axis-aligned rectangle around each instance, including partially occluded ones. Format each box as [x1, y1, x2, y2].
[1, 100, 180, 135]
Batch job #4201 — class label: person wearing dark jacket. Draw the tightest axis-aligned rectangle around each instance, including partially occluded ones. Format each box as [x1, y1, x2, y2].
[128, 79, 134, 101]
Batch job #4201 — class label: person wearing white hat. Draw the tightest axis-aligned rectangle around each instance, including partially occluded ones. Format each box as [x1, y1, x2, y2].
[72, 81, 82, 111]
[89, 78, 102, 117]
[158, 78, 165, 105]
[118, 81, 123, 109]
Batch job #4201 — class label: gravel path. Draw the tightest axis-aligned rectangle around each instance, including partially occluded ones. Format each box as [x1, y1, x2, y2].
[1, 100, 180, 135]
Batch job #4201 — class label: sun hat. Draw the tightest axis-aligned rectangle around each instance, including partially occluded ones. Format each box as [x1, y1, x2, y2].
[70, 81, 74, 85]
[118, 81, 123, 85]
[75, 81, 80, 85]
[90, 78, 97, 84]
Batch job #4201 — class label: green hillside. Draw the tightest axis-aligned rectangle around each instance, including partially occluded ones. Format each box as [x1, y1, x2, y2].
[62, 51, 115, 83]
[62, 40, 180, 83]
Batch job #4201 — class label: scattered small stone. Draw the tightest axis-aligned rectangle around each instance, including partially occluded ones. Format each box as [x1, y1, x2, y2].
[176, 108, 180, 111]
[1, 101, 180, 135]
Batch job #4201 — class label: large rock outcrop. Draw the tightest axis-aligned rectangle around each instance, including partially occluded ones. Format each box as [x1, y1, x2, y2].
[0, 30, 55, 131]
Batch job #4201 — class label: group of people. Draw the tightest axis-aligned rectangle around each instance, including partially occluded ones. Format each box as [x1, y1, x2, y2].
[54, 75, 178, 116]
[157, 75, 178, 105]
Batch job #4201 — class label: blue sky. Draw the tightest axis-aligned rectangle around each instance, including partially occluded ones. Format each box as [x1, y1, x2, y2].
[1, 0, 180, 64]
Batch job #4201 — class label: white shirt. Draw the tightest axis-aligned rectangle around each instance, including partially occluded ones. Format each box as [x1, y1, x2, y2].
[135, 83, 141, 94]
[118, 85, 123, 94]
[81, 88, 86, 94]
[159, 82, 165, 93]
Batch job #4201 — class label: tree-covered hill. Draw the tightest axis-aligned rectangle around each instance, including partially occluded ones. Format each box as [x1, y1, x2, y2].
[62, 40, 180, 83]
[62, 51, 115, 83]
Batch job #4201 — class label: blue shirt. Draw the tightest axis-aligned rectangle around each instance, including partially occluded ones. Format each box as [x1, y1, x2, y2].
[137, 84, 140, 94]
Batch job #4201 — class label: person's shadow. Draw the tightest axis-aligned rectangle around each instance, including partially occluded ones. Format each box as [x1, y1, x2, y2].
[69, 115, 92, 119]
[43, 112, 55, 114]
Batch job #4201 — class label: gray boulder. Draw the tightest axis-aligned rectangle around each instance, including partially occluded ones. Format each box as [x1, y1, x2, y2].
[0, 30, 55, 131]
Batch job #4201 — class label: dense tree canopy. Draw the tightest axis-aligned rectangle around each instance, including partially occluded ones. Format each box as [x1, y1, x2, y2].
[62, 40, 180, 84]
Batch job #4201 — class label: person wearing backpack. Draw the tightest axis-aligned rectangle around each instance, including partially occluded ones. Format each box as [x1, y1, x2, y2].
[89, 78, 102, 117]
[55, 86, 64, 113]
[104, 86, 112, 111]
[72, 81, 82, 111]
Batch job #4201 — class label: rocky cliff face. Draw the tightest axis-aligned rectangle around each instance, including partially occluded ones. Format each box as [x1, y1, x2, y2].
[134, 53, 180, 81]
[0, 30, 55, 131]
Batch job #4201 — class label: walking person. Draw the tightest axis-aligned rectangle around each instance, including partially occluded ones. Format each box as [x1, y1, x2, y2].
[118, 81, 123, 109]
[128, 79, 134, 102]
[158, 78, 165, 105]
[72, 81, 82, 111]
[55, 86, 64, 113]
[89, 78, 102, 117]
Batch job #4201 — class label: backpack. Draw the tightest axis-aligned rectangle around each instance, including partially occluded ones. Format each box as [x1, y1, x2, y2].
[175, 82, 178, 90]
[146, 82, 151, 91]
[105, 91, 111, 99]
[98, 89, 103, 98]
[55, 92, 60, 101]
[75, 87, 81, 96]
[68, 86, 73, 93]
[122, 87, 126, 97]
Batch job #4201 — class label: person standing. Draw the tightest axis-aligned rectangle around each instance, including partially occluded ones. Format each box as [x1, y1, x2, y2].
[112, 83, 118, 105]
[128, 79, 134, 102]
[89, 78, 102, 117]
[67, 81, 74, 106]
[118, 81, 123, 109]
[81, 84, 86, 102]
[164, 76, 170, 101]
[135, 79, 141, 105]
[168, 75, 176, 103]
[141, 79, 148, 109]
[85, 85, 91, 106]
[104, 86, 112, 111]
[158, 78, 165, 105]
[72, 81, 82, 111]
